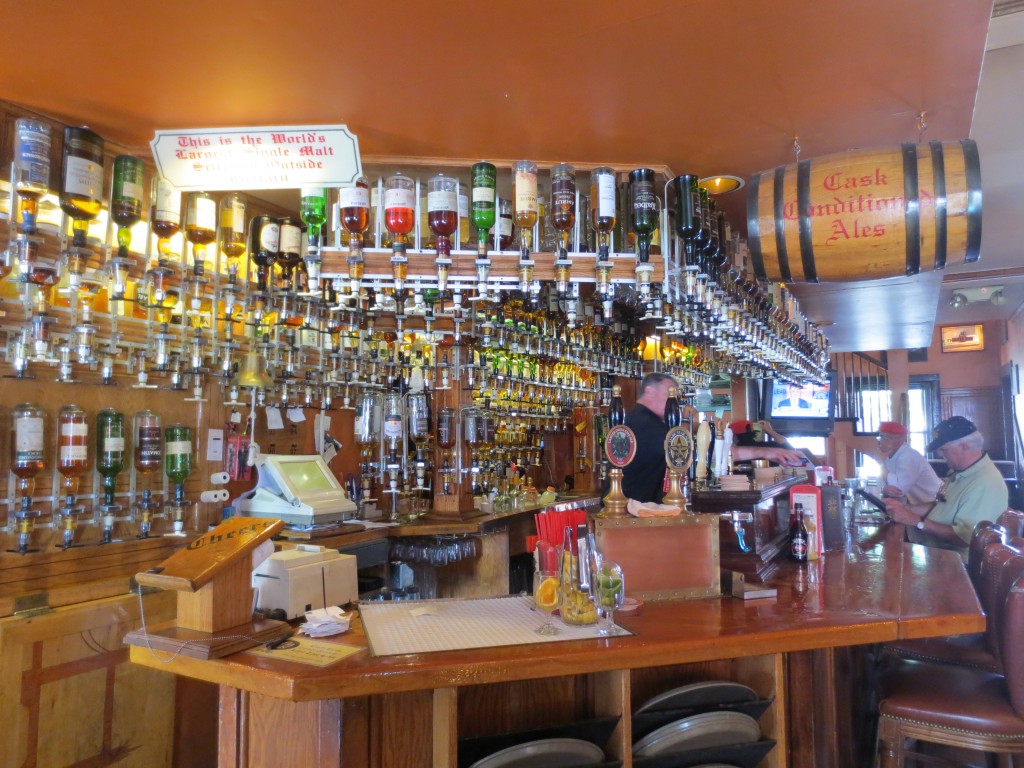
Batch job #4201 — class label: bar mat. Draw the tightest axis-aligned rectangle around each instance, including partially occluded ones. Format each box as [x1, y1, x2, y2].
[359, 595, 630, 656]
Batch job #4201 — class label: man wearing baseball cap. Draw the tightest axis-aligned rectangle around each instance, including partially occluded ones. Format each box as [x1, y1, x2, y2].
[884, 416, 1008, 559]
[876, 421, 941, 506]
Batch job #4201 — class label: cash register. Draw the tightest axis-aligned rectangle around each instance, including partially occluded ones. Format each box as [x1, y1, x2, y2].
[234, 454, 358, 526]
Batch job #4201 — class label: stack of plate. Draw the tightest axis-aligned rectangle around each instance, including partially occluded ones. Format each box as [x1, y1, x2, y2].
[632, 710, 760, 758]
[468, 737, 604, 768]
[635, 680, 758, 714]
[717, 474, 751, 491]
[632, 680, 761, 760]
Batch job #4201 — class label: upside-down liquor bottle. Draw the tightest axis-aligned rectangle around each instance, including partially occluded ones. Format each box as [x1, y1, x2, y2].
[59, 126, 105, 249]
[384, 172, 415, 293]
[513, 160, 538, 291]
[133, 410, 162, 537]
[340, 176, 370, 297]
[428, 173, 458, 292]
[550, 163, 576, 296]
[470, 162, 497, 300]
[96, 408, 125, 542]
[12, 118, 52, 235]
[164, 423, 193, 506]
[590, 166, 616, 315]
[248, 215, 280, 293]
[150, 176, 181, 266]
[10, 403, 45, 552]
[57, 405, 89, 547]
[111, 155, 145, 259]
[630, 168, 658, 299]
[300, 187, 327, 291]
[277, 216, 303, 291]
[184, 191, 217, 276]
[218, 192, 247, 282]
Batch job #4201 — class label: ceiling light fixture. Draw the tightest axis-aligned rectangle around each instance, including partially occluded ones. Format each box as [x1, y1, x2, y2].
[698, 175, 745, 194]
[949, 284, 1006, 308]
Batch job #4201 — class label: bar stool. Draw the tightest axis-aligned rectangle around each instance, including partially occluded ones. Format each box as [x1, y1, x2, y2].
[875, 549, 1024, 767]
[880, 524, 1009, 672]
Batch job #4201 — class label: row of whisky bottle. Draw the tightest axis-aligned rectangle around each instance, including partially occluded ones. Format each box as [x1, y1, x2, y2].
[9, 404, 193, 510]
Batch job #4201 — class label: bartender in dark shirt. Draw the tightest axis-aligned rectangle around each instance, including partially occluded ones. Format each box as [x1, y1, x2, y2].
[622, 374, 804, 503]
[622, 373, 677, 503]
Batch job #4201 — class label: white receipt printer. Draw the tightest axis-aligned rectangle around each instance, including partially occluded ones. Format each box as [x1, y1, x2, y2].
[252, 545, 358, 619]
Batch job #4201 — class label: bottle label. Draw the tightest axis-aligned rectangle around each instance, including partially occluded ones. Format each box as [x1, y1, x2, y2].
[472, 185, 495, 204]
[458, 194, 469, 217]
[280, 223, 302, 252]
[300, 186, 325, 198]
[60, 421, 89, 437]
[339, 186, 369, 209]
[791, 535, 808, 559]
[427, 190, 457, 213]
[15, 416, 44, 458]
[384, 416, 403, 439]
[597, 176, 616, 218]
[154, 181, 181, 224]
[499, 218, 513, 237]
[15, 121, 51, 184]
[64, 156, 103, 199]
[120, 179, 144, 204]
[260, 222, 281, 251]
[633, 179, 657, 213]
[60, 445, 88, 462]
[190, 196, 217, 230]
[138, 426, 162, 461]
[514, 171, 538, 213]
[221, 202, 245, 232]
[103, 437, 126, 452]
[166, 440, 191, 456]
[384, 188, 415, 211]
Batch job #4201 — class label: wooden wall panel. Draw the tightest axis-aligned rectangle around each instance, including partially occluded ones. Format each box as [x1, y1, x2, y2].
[0, 591, 176, 768]
[940, 386, 1005, 459]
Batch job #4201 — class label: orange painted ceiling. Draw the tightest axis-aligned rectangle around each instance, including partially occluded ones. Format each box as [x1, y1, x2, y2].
[0, 0, 994, 350]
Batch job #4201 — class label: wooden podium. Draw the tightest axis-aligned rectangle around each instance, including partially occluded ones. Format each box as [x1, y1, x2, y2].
[125, 516, 288, 659]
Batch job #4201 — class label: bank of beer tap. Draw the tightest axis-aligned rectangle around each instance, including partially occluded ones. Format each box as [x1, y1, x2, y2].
[2, 118, 830, 547]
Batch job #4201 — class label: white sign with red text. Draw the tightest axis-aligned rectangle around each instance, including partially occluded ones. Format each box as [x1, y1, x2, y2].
[150, 124, 363, 191]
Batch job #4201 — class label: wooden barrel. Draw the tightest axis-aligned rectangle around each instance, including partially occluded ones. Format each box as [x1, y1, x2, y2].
[746, 140, 981, 283]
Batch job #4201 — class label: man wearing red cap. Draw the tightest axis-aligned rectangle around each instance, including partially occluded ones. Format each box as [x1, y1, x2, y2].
[876, 421, 941, 506]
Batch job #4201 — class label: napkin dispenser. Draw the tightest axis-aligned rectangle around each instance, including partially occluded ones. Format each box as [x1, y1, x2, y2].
[253, 545, 358, 619]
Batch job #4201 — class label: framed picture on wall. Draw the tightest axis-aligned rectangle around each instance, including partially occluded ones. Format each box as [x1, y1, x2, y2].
[940, 324, 985, 353]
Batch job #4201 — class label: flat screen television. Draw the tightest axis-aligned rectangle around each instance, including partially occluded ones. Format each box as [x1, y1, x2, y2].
[760, 371, 837, 437]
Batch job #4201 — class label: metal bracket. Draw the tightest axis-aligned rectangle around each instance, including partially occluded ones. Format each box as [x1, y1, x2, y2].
[14, 592, 52, 617]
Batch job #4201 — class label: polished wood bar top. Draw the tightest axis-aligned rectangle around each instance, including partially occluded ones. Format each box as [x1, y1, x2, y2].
[130, 525, 983, 702]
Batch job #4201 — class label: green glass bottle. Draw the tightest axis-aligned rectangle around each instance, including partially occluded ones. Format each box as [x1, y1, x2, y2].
[471, 162, 497, 256]
[629, 168, 658, 264]
[300, 186, 328, 290]
[164, 424, 193, 504]
[300, 186, 328, 249]
[111, 155, 145, 258]
[96, 409, 126, 508]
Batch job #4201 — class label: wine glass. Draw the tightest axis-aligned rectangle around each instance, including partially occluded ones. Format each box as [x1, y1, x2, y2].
[533, 569, 560, 636]
[596, 561, 625, 636]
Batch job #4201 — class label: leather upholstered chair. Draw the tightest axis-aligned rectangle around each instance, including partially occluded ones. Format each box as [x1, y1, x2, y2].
[998, 509, 1024, 539]
[880, 524, 1008, 672]
[875, 548, 1024, 767]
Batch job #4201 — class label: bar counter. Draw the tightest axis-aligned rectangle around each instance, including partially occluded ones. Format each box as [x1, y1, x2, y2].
[130, 526, 983, 768]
